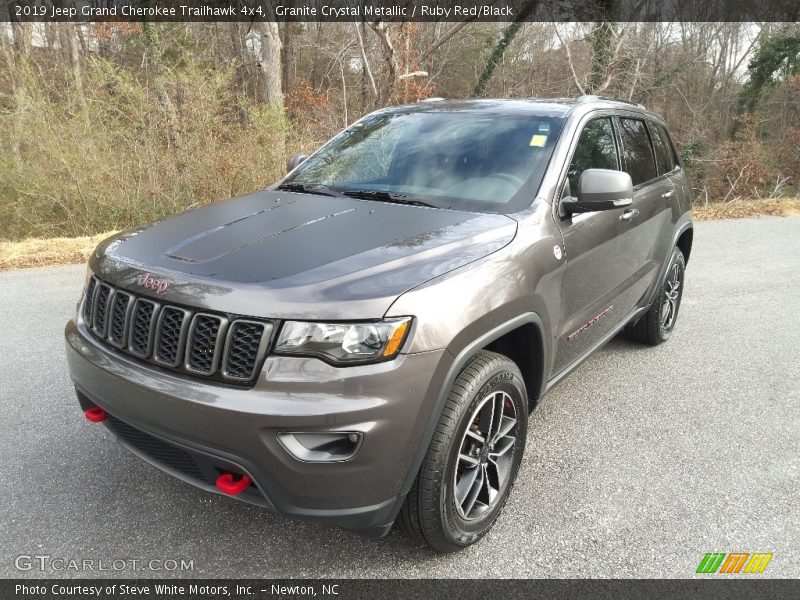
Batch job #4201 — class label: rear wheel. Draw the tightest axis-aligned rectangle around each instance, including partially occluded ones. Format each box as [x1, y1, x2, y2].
[397, 350, 528, 552]
[627, 246, 685, 345]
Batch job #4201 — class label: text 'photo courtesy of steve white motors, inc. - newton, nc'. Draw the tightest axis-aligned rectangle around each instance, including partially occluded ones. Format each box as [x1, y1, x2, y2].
[15, 583, 339, 597]
[19, 2, 513, 19]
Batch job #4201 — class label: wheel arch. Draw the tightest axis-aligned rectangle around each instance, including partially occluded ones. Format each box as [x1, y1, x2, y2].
[484, 322, 545, 412]
[676, 226, 694, 265]
[400, 312, 547, 496]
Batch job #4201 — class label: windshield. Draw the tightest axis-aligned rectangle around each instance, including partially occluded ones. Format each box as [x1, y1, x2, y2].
[280, 110, 565, 213]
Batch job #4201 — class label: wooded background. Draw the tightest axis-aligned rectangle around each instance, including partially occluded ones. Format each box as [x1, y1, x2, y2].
[1, 20, 798, 240]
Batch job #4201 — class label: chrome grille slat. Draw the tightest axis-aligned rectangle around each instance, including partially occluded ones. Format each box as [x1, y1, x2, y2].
[81, 277, 270, 384]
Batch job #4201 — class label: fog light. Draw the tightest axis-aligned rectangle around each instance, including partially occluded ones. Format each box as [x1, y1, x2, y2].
[278, 432, 363, 462]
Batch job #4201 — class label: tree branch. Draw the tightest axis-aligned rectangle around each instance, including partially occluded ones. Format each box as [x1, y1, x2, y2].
[553, 23, 586, 95]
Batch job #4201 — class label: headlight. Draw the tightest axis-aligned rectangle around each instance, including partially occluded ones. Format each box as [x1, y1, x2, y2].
[275, 318, 412, 365]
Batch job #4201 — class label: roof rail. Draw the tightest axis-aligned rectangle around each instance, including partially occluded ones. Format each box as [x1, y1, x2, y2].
[419, 97, 447, 102]
[576, 95, 646, 109]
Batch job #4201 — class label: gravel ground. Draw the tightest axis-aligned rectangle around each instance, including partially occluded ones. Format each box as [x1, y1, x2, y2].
[1, 216, 798, 579]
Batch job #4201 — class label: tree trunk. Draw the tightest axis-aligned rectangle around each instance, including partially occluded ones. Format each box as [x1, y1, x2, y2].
[368, 21, 399, 103]
[11, 22, 32, 58]
[60, 23, 83, 98]
[281, 22, 295, 97]
[258, 21, 283, 106]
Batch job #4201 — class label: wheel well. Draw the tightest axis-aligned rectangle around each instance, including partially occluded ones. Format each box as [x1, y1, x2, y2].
[677, 228, 693, 265]
[483, 323, 544, 411]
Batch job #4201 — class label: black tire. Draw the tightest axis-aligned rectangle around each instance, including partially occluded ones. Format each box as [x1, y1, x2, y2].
[627, 246, 686, 346]
[397, 350, 528, 552]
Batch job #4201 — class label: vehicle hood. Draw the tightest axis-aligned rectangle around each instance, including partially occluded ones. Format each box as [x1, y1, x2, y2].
[91, 190, 517, 319]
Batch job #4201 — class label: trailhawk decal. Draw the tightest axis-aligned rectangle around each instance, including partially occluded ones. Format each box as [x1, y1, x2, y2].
[566, 305, 613, 342]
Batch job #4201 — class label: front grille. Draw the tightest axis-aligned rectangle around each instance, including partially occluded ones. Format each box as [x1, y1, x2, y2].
[109, 292, 131, 347]
[129, 299, 157, 357]
[106, 414, 205, 481]
[187, 315, 223, 375]
[223, 321, 267, 380]
[83, 277, 96, 322]
[81, 276, 272, 384]
[92, 284, 112, 337]
[154, 307, 188, 366]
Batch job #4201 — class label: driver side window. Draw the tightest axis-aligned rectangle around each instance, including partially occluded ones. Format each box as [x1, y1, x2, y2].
[564, 117, 619, 197]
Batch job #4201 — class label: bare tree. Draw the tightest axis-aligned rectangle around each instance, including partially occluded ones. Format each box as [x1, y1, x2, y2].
[258, 21, 283, 105]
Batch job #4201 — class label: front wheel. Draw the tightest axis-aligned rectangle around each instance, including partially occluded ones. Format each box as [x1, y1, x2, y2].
[627, 246, 686, 345]
[397, 350, 528, 552]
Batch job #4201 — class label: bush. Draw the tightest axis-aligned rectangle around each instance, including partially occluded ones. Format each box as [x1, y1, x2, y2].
[0, 55, 294, 240]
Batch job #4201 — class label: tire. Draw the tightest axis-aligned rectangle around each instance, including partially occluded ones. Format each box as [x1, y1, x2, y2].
[397, 350, 528, 552]
[627, 246, 686, 346]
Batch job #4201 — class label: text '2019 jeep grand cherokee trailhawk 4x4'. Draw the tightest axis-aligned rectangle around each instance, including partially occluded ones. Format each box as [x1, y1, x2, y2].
[66, 96, 693, 552]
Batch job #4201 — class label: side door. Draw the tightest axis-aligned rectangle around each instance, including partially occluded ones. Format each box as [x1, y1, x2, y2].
[551, 115, 643, 374]
[615, 116, 676, 305]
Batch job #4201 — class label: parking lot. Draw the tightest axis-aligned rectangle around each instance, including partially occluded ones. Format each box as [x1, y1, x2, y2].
[1, 215, 798, 578]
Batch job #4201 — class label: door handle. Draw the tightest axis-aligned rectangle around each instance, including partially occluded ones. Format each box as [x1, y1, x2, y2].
[662, 190, 674, 199]
[620, 208, 639, 222]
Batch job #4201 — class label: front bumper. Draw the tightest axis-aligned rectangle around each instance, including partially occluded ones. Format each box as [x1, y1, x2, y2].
[65, 318, 449, 536]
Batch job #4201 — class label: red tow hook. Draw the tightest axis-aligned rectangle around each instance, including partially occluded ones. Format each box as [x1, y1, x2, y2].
[84, 406, 107, 423]
[215, 473, 251, 495]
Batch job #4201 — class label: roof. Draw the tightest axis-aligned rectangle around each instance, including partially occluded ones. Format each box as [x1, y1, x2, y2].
[381, 96, 661, 121]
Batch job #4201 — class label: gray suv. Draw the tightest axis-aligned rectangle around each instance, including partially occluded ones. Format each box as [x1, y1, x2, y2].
[65, 96, 693, 552]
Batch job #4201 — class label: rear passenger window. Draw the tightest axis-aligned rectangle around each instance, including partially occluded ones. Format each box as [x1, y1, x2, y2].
[566, 117, 619, 195]
[651, 123, 676, 175]
[658, 125, 677, 173]
[619, 118, 657, 186]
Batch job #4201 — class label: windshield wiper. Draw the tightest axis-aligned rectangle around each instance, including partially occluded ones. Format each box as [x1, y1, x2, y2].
[340, 189, 439, 209]
[276, 183, 347, 198]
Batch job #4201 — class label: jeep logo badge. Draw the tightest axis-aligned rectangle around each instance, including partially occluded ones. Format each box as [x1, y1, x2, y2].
[136, 272, 170, 294]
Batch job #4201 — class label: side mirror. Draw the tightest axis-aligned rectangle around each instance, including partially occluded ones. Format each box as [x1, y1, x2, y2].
[286, 153, 308, 173]
[561, 168, 633, 215]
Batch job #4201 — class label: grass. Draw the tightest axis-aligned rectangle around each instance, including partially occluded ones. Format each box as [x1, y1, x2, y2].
[0, 231, 117, 270]
[692, 197, 800, 221]
[2, 198, 799, 272]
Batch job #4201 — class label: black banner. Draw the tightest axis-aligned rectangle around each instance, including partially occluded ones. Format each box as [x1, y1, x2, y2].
[2, 0, 800, 23]
[5, 579, 800, 600]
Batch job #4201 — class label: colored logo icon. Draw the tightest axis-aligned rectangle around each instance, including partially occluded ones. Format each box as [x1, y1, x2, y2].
[696, 552, 773, 574]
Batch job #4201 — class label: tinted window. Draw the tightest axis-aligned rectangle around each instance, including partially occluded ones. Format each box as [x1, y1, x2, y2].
[657, 124, 677, 173]
[566, 117, 618, 195]
[619, 118, 657, 186]
[651, 123, 676, 175]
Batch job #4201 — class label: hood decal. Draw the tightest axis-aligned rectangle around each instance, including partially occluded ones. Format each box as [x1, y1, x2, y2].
[97, 190, 517, 318]
[165, 202, 356, 264]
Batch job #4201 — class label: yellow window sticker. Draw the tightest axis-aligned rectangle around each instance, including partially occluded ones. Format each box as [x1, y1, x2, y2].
[530, 134, 547, 147]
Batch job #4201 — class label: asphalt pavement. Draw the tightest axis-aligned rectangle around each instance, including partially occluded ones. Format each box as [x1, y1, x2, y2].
[1, 216, 798, 578]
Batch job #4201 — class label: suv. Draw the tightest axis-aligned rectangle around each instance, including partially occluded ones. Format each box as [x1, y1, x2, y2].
[66, 96, 692, 552]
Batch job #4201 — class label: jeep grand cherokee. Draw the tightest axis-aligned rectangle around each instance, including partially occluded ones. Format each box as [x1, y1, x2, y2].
[66, 96, 693, 552]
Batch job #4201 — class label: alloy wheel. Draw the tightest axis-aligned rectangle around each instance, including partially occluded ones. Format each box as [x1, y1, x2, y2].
[660, 262, 682, 331]
[453, 391, 518, 520]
